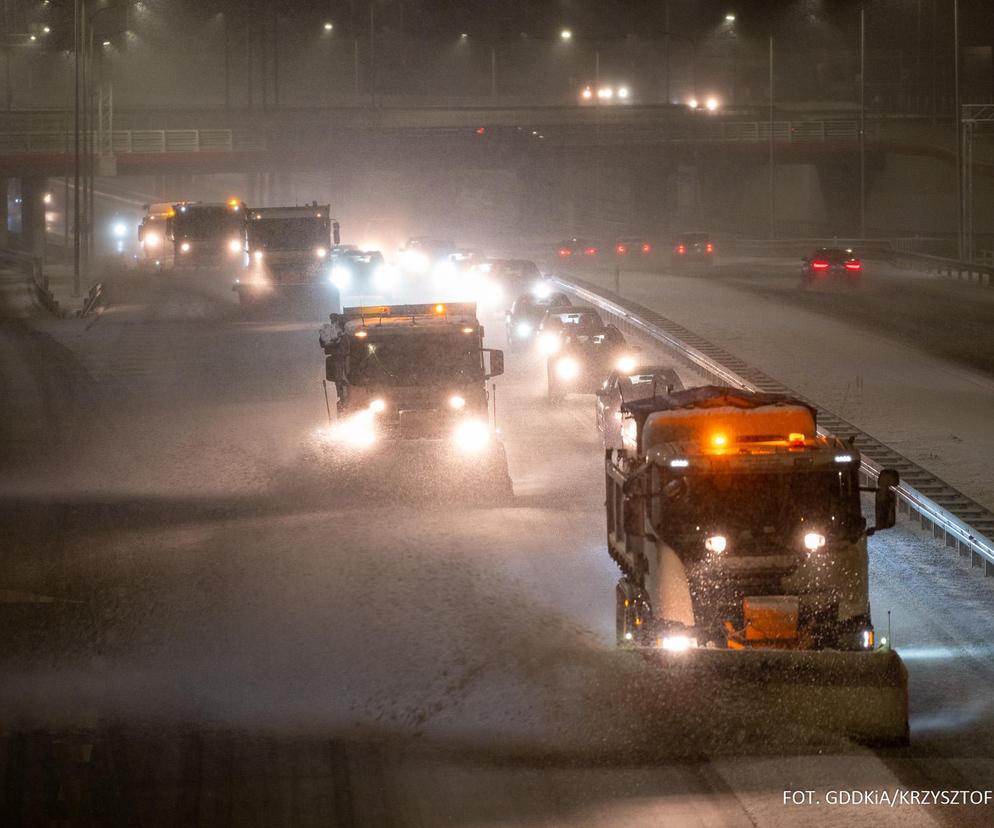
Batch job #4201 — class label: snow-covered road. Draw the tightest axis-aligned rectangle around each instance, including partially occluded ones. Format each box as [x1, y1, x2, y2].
[1, 269, 992, 825]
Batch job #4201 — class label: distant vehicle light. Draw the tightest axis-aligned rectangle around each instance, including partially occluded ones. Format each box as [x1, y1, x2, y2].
[670, 459, 689, 468]
[862, 629, 874, 649]
[597, 86, 613, 100]
[180, 242, 191, 253]
[560, 29, 572, 41]
[811, 260, 830, 270]
[676, 244, 686, 255]
[705, 97, 719, 111]
[316, 246, 328, 259]
[227, 197, 241, 210]
[433, 303, 446, 315]
[641, 243, 652, 253]
[449, 395, 466, 410]
[706, 242, 714, 253]
[558, 247, 572, 257]
[617, 86, 630, 99]
[711, 433, 728, 448]
[615, 243, 627, 255]
[462, 326, 474, 334]
[804, 532, 826, 551]
[144, 232, 160, 248]
[834, 454, 853, 463]
[112, 221, 127, 238]
[583, 246, 598, 256]
[369, 398, 386, 413]
[453, 419, 490, 453]
[555, 356, 580, 380]
[581, 86, 593, 100]
[228, 238, 242, 254]
[687, 98, 698, 109]
[253, 249, 264, 262]
[43, 192, 53, 205]
[705, 535, 727, 554]
[533, 282, 552, 299]
[615, 355, 636, 374]
[661, 635, 697, 652]
[354, 330, 368, 338]
[516, 321, 533, 338]
[324, 22, 334, 31]
[844, 261, 862, 271]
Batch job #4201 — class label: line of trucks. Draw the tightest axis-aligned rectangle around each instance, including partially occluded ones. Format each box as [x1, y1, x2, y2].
[136, 198, 394, 304]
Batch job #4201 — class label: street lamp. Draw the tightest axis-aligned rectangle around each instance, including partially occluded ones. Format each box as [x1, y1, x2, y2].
[560, 29, 573, 41]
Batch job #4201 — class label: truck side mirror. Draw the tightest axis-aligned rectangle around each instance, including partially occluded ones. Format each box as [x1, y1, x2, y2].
[486, 349, 504, 379]
[872, 468, 899, 533]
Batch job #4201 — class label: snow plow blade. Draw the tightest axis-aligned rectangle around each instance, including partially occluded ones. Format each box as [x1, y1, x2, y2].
[630, 648, 909, 749]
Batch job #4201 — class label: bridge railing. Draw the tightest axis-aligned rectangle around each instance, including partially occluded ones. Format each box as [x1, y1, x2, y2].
[0, 129, 267, 155]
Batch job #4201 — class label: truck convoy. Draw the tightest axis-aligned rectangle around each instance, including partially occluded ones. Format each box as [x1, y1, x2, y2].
[320, 302, 512, 496]
[605, 385, 908, 744]
[235, 204, 339, 303]
[170, 199, 247, 271]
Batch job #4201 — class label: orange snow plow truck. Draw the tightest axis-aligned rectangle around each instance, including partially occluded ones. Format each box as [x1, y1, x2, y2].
[605, 386, 909, 747]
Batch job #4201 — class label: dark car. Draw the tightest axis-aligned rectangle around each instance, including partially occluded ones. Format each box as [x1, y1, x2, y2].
[556, 238, 601, 262]
[543, 310, 633, 401]
[486, 258, 542, 288]
[801, 247, 863, 283]
[505, 288, 573, 347]
[595, 365, 684, 447]
[671, 232, 715, 266]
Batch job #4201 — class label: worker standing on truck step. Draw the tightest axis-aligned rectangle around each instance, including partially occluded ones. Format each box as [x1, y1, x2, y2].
[319, 313, 351, 410]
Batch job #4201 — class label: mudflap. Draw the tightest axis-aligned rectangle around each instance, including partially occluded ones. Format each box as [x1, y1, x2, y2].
[627, 647, 909, 750]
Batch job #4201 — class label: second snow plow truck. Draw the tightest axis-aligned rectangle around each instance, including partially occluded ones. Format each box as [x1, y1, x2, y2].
[319, 302, 512, 497]
[607, 385, 908, 746]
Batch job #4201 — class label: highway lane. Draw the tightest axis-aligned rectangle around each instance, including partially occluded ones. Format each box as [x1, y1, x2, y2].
[1, 269, 992, 825]
[564, 257, 994, 514]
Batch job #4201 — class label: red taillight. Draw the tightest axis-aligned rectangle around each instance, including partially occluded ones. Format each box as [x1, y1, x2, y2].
[584, 246, 598, 256]
[811, 261, 830, 270]
[676, 244, 686, 255]
[615, 244, 627, 255]
[558, 248, 572, 257]
[706, 242, 714, 253]
[844, 261, 862, 271]
[641, 243, 652, 253]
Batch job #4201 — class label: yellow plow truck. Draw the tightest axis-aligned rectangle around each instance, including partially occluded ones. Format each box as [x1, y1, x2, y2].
[606, 385, 909, 746]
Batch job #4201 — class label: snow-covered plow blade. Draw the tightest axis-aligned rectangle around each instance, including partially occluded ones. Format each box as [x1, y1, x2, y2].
[630, 647, 909, 749]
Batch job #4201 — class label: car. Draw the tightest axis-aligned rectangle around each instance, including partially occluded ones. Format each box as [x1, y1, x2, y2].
[671, 232, 715, 266]
[541, 309, 634, 401]
[595, 365, 684, 447]
[556, 238, 601, 262]
[801, 247, 863, 284]
[612, 237, 655, 259]
[505, 287, 573, 347]
[485, 258, 542, 289]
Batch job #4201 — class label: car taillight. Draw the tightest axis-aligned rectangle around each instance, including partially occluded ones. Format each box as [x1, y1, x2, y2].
[641, 243, 652, 253]
[616, 244, 627, 255]
[584, 247, 598, 256]
[706, 242, 714, 253]
[558, 248, 572, 257]
[811, 261, 830, 270]
[844, 261, 862, 271]
[676, 245, 686, 255]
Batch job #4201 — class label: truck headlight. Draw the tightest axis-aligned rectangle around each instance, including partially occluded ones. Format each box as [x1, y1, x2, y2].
[555, 356, 579, 380]
[180, 242, 191, 253]
[704, 535, 727, 554]
[228, 238, 242, 254]
[448, 395, 466, 410]
[315, 246, 328, 259]
[515, 321, 532, 338]
[453, 419, 490, 453]
[661, 635, 697, 652]
[803, 532, 826, 551]
[144, 232, 160, 248]
[538, 333, 560, 355]
[331, 266, 352, 288]
[615, 355, 637, 374]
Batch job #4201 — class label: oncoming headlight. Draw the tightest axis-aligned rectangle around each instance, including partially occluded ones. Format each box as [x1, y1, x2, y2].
[448, 395, 466, 410]
[453, 419, 490, 453]
[331, 266, 352, 288]
[555, 356, 580, 380]
[228, 238, 242, 254]
[803, 532, 826, 551]
[253, 249, 264, 262]
[615, 355, 637, 374]
[180, 242, 191, 253]
[538, 332, 560, 355]
[705, 535, 727, 554]
[515, 321, 532, 338]
[144, 232, 160, 248]
[315, 246, 328, 259]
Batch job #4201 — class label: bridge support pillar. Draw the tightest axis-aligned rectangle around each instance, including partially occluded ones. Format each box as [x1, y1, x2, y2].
[19, 176, 48, 259]
[815, 157, 860, 237]
[0, 176, 8, 248]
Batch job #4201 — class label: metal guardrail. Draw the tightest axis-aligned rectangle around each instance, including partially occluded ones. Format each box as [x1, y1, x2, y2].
[891, 250, 994, 287]
[552, 274, 994, 576]
[0, 129, 266, 154]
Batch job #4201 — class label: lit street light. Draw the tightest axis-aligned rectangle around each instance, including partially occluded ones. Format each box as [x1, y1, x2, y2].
[560, 29, 573, 41]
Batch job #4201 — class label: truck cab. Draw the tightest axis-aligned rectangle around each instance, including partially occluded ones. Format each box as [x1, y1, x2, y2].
[170, 199, 246, 271]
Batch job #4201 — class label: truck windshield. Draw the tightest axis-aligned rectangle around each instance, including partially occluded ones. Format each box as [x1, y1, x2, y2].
[249, 219, 329, 250]
[349, 333, 482, 386]
[173, 208, 242, 240]
[656, 468, 858, 542]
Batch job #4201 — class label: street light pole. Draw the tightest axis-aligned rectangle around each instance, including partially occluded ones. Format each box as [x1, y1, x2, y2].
[490, 44, 496, 100]
[859, 4, 866, 238]
[768, 32, 775, 240]
[954, 0, 963, 259]
[73, 0, 81, 297]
